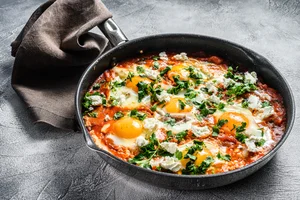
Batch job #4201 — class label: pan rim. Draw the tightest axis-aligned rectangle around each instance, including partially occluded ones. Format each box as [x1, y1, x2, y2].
[75, 33, 295, 180]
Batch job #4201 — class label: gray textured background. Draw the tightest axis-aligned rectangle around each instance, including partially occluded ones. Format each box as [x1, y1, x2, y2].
[1, 0, 300, 199]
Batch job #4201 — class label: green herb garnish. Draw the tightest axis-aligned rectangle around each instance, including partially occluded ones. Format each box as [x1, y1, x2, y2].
[113, 111, 124, 120]
[212, 119, 228, 136]
[160, 66, 171, 76]
[129, 109, 147, 121]
[217, 152, 231, 161]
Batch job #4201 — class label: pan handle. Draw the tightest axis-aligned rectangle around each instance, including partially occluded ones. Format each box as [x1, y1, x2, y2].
[98, 18, 128, 47]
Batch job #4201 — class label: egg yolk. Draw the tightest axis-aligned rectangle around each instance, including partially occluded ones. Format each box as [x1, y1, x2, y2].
[180, 148, 212, 167]
[194, 149, 213, 166]
[167, 65, 189, 81]
[113, 116, 143, 139]
[218, 112, 249, 133]
[126, 76, 150, 92]
[165, 98, 192, 113]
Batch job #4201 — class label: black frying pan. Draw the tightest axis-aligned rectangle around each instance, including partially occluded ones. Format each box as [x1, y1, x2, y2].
[75, 19, 295, 190]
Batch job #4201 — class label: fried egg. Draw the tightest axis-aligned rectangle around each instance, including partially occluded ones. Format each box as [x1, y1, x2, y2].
[213, 104, 260, 136]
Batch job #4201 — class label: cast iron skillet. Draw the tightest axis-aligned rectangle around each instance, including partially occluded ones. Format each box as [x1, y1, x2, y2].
[75, 19, 295, 190]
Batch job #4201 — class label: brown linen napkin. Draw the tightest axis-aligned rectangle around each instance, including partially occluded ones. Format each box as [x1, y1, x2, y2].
[11, 0, 112, 130]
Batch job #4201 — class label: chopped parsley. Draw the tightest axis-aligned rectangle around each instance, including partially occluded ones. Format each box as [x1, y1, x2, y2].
[235, 133, 247, 143]
[152, 56, 159, 61]
[82, 92, 93, 109]
[184, 89, 198, 99]
[165, 118, 176, 126]
[153, 61, 159, 69]
[92, 83, 100, 89]
[184, 140, 204, 160]
[217, 152, 231, 161]
[113, 111, 124, 120]
[194, 101, 216, 117]
[109, 96, 119, 106]
[129, 109, 146, 121]
[182, 156, 214, 175]
[167, 75, 190, 95]
[137, 66, 145, 74]
[126, 72, 134, 81]
[87, 112, 98, 118]
[185, 66, 203, 79]
[197, 156, 214, 174]
[178, 99, 186, 110]
[212, 119, 228, 136]
[226, 83, 256, 97]
[175, 150, 183, 160]
[261, 101, 271, 108]
[137, 81, 149, 102]
[217, 102, 225, 110]
[110, 80, 125, 91]
[150, 104, 157, 111]
[234, 122, 248, 143]
[148, 83, 163, 103]
[255, 139, 266, 147]
[242, 99, 249, 108]
[160, 66, 171, 76]
[175, 130, 188, 141]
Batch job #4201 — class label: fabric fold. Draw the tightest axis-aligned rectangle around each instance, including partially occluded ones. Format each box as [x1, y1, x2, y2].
[11, 0, 112, 130]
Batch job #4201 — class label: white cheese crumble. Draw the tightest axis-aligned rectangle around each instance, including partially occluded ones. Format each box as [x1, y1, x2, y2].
[144, 68, 159, 80]
[159, 51, 168, 60]
[223, 78, 235, 88]
[157, 90, 171, 102]
[160, 142, 178, 154]
[173, 52, 188, 61]
[195, 92, 206, 103]
[104, 115, 111, 121]
[136, 136, 149, 147]
[258, 106, 274, 119]
[248, 95, 261, 110]
[209, 94, 220, 104]
[244, 72, 258, 84]
[87, 95, 103, 106]
[150, 156, 182, 172]
[206, 81, 218, 93]
[143, 118, 161, 130]
[191, 125, 211, 137]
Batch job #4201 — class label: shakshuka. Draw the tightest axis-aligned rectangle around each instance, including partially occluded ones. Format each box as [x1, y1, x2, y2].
[82, 52, 286, 175]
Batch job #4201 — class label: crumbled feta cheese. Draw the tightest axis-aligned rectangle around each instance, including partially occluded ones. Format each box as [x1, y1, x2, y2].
[258, 106, 274, 119]
[149, 158, 163, 167]
[248, 95, 261, 110]
[157, 90, 171, 102]
[223, 78, 235, 88]
[173, 52, 188, 61]
[169, 120, 193, 133]
[136, 136, 149, 147]
[245, 138, 258, 152]
[160, 156, 182, 172]
[209, 94, 220, 104]
[144, 68, 159, 80]
[143, 118, 160, 130]
[245, 127, 263, 138]
[160, 142, 178, 154]
[195, 92, 206, 102]
[104, 115, 111, 121]
[206, 81, 218, 93]
[87, 95, 102, 106]
[191, 125, 211, 137]
[244, 72, 257, 84]
[245, 137, 262, 152]
[159, 51, 168, 60]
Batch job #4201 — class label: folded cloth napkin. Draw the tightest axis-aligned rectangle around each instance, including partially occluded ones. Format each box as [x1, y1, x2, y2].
[11, 0, 112, 130]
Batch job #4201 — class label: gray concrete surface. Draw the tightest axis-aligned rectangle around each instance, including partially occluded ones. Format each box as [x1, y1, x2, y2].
[1, 0, 300, 199]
